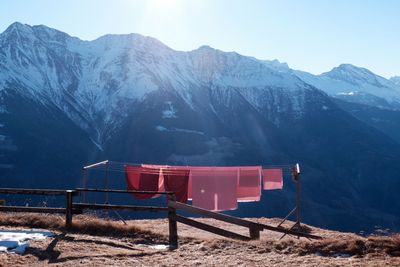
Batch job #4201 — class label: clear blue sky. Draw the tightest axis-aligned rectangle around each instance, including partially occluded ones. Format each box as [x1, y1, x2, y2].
[1, 0, 399, 78]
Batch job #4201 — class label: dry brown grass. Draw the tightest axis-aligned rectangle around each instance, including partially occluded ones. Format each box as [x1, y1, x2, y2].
[0, 212, 399, 259]
[0, 213, 164, 243]
[298, 234, 400, 257]
[0, 212, 65, 229]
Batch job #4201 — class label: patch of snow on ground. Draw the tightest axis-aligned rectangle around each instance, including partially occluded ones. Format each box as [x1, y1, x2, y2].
[0, 230, 54, 255]
[332, 253, 352, 258]
[137, 244, 169, 250]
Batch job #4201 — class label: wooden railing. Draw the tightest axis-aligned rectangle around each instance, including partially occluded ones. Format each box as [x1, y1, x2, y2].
[0, 187, 321, 250]
[167, 200, 263, 241]
[0, 188, 178, 247]
[0, 188, 81, 219]
[167, 200, 322, 243]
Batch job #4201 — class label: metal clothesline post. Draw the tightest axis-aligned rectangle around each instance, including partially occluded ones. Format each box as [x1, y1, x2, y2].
[278, 163, 301, 239]
[295, 164, 301, 225]
[277, 163, 301, 226]
[105, 161, 110, 204]
[81, 168, 88, 203]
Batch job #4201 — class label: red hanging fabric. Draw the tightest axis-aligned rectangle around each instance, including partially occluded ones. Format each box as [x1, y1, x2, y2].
[163, 168, 190, 203]
[125, 165, 161, 199]
[125, 165, 141, 192]
[262, 168, 283, 190]
[237, 167, 262, 202]
[142, 164, 166, 192]
[141, 164, 190, 203]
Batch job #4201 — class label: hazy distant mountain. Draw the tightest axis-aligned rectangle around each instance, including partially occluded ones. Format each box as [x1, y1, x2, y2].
[295, 64, 400, 110]
[1, 22, 400, 232]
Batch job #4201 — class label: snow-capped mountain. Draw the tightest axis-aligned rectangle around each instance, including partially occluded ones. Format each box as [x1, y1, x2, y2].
[295, 64, 400, 110]
[293, 64, 400, 144]
[0, 22, 315, 148]
[1, 22, 400, 233]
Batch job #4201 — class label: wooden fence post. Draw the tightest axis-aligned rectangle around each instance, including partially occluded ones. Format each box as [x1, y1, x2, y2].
[167, 194, 178, 249]
[249, 227, 260, 239]
[65, 190, 73, 228]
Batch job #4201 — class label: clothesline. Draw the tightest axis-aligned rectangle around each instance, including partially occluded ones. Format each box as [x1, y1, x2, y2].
[83, 160, 296, 173]
[81, 160, 299, 212]
[124, 164, 285, 212]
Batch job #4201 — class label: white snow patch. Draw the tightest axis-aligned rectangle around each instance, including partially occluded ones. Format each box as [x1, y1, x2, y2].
[337, 91, 356, 96]
[155, 125, 168, 132]
[0, 230, 54, 255]
[332, 253, 352, 258]
[155, 125, 204, 135]
[172, 127, 204, 135]
[137, 244, 169, 250]
[162, 101, 178, 118]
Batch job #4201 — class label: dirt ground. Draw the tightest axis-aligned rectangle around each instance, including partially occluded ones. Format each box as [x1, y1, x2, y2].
[0, 215, 399, 267]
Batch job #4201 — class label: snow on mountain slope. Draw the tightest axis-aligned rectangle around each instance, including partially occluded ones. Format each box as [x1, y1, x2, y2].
[0, 22, 315, 146]
[295, 64, 400, 110]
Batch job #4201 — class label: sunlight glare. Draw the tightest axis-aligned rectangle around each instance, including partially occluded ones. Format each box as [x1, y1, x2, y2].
[146, 0, 183, 20]
[134, 0, 186, 45]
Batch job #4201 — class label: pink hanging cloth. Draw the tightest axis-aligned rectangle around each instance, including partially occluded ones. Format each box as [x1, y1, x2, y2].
[163, 167, 190, 203]
[125, 165, 161, 199]
[262, 168, 283, 190]
[190, 167, 238, 212]
[237, 166, 262, 202]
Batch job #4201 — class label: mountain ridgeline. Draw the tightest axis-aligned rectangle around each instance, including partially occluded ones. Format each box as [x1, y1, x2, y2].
[1, 22, 400, 232]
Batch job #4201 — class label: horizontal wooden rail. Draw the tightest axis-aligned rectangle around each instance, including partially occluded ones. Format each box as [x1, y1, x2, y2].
[0, 188, 75, 196]
[75, 188, 174, 195]
[169, 201, 320, 240]
[258, 223, 322, 240]
[170, 214, 250, 241]
[169, 201, 263, 230]
[73, 203, 169, 212]
[0, 206, 66, 214]
[0, 187, 178, 248]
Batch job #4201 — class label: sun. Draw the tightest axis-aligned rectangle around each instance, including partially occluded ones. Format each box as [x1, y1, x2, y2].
[137, 0, 184, 34]
[147, 0, 183, 15]
[150, 0, 181, 9]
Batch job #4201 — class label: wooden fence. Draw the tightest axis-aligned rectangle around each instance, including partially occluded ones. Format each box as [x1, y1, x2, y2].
[0, 188, 177, 246]
[0, 187, 320, 250]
